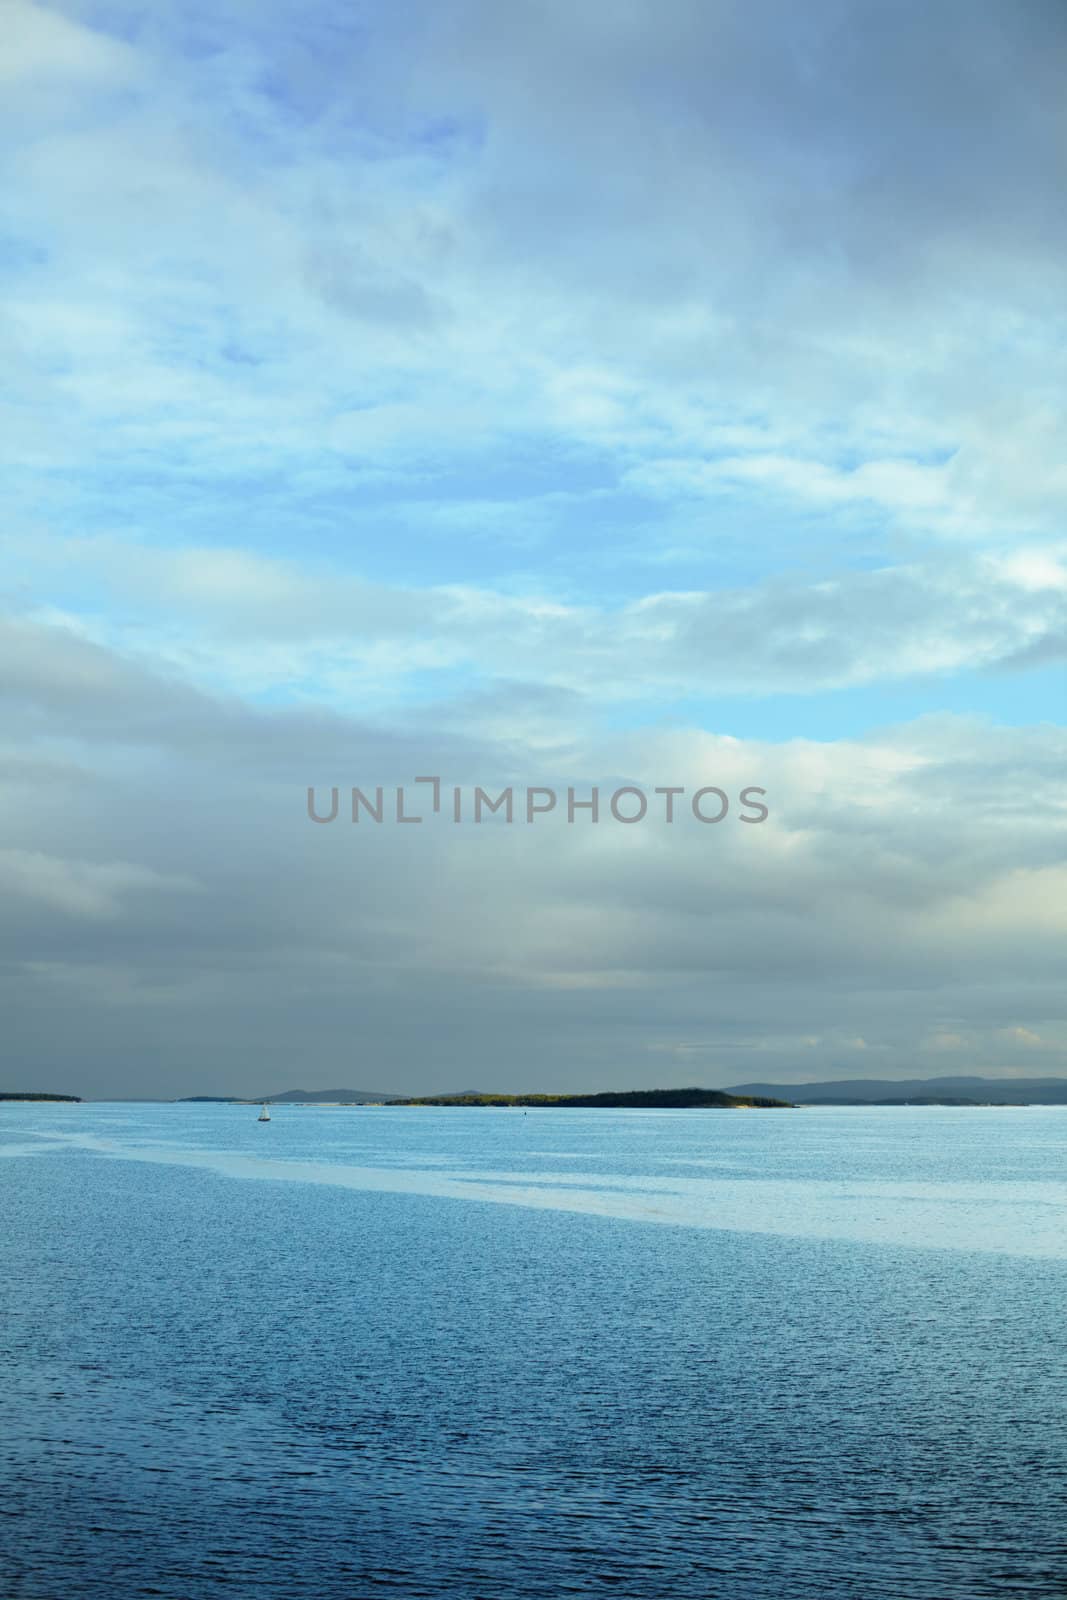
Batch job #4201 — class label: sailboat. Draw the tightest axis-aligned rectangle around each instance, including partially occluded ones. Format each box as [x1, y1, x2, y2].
[258, 1104, 271, 1122]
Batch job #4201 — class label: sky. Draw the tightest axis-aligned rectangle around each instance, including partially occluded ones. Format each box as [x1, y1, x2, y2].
[3, 0, 1066, 1098]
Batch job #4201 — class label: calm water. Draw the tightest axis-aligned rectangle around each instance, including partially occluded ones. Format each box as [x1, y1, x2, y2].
[2, 1102, 1066, 1599]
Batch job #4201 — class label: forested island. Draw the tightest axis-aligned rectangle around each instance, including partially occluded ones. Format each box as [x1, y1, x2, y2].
[393, 1087, 793, 1109]
[0, 1093, 81, 1102]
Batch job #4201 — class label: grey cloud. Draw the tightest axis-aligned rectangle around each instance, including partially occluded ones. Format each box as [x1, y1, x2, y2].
[2, 622, 1065, 1096]
[0, 613, 492, 772]
[395, 0, 1067, 351]
[305, 246, 446, 331]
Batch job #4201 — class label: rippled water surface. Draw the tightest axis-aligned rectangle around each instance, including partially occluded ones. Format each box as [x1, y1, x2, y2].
[2, 1102, 1066, 1598]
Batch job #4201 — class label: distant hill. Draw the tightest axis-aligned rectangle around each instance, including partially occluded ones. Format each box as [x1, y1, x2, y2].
[253, 1088, 404, 1104]
[394, 1087, 792, 1109]
[725, 1076, 1067, 1106]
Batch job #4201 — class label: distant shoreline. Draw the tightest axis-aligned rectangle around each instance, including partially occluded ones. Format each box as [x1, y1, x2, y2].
[181, 1087, 793, 1109]
[10, 1083, 1064, 1109]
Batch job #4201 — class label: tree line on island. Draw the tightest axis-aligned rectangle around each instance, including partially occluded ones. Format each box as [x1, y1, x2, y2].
[0, 1092, 81, 1102]
[388, 1087, 792, 1108]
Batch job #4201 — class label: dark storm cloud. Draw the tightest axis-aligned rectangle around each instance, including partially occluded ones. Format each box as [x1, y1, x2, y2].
[417, 0, 1067, 304]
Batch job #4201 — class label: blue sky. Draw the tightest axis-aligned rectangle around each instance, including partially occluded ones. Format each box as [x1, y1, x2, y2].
[3, 0, 1066, 1095]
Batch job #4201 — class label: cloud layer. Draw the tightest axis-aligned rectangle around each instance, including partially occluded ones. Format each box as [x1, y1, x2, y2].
[2, 1, 1065, 1093]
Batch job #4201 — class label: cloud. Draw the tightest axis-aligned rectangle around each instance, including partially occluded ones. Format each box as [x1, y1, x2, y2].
[1, 610, 1065, 1093]
[924, 1032, 964, 1053]
[0, 848, 199, 922]
[1, 0, 1065, 559]
[0, 1, 136, 91]
[1000, 1026, 1044, 1049]
[5, 535, 1065, 708]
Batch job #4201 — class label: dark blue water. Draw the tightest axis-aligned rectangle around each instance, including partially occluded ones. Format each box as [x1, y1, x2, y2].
[2, 1104, 1066, 1598]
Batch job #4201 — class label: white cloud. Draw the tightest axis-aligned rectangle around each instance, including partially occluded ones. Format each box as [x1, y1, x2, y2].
[0, 1, 137, 89]
[4, 533, 1064, 706]
[1000, 1026, 1044, 1048]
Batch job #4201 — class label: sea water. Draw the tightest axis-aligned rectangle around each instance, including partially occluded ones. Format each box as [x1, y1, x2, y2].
[2, 1102, 1065, 1598]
